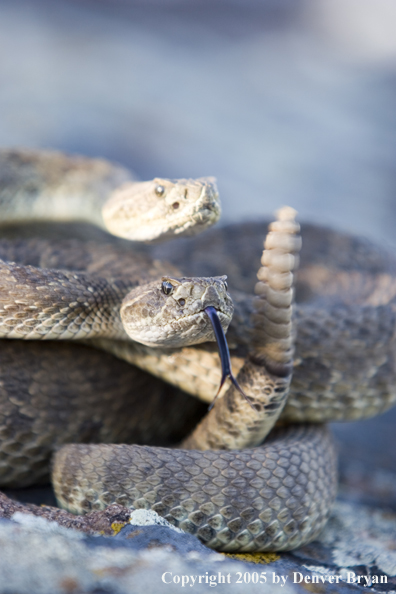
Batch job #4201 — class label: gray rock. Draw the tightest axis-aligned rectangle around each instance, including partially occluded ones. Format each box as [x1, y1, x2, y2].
[1, 497, 395, 594]
[0, 515, 296, 594]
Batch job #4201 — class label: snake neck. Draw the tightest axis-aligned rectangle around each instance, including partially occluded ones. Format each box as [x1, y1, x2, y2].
[0, 149, 132, 229]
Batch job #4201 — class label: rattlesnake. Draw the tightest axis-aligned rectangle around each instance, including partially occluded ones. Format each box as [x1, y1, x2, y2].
[0, 151, 395, 552]
[0, 149, 220, 242]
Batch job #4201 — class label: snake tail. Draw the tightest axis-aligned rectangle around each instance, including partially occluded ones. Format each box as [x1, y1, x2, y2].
[182, 206, 301, 451]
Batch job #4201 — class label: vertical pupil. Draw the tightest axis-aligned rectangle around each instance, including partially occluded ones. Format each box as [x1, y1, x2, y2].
[162, 281, 173, 295]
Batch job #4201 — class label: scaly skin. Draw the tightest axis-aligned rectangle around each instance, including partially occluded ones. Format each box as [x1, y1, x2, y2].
[51, 207, 338, 552]
[0, 226, 395, 422]
[0, 210, 394, 550]
[53, 426, 336, 553]
[0, 262, 232, 347]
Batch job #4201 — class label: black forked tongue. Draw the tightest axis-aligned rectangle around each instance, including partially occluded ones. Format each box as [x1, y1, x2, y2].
[205, 306, 254, 411]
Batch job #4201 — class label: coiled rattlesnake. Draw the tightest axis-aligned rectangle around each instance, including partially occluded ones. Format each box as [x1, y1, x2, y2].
[0, 151, 395, 552]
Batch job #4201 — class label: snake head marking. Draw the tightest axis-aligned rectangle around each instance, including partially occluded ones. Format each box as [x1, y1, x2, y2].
[121, 275, 233, 348]
[102, 177, 221, 242]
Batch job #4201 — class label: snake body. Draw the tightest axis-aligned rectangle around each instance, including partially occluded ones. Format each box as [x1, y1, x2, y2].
[0, 151, 395, 552]
[0, 340, 207, 487]
[54, 426, 336, 552]
[0, 221, 394, 551]
[0, 211, 346, 551]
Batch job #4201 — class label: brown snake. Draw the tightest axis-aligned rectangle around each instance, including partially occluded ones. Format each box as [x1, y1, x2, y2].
[2, 210, 388, 552]
[0, 152, 396, 551]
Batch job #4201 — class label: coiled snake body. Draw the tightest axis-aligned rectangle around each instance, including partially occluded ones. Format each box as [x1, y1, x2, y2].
[1, 151, 395, 552]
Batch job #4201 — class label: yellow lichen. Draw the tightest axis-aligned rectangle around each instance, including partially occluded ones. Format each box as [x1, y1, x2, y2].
[111, 521, 126, 536]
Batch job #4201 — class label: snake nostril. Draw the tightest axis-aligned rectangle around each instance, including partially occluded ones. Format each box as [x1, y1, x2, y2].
[178, 298, 185, 306]
[172, 202, 180, 210]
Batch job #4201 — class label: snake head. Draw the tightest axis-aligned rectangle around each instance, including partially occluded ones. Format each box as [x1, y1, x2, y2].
[120, 275, 233, 347]
[102, 177, 221, 242]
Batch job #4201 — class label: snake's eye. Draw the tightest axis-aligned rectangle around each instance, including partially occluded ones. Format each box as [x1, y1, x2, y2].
[161, 280, 174, 295]
[155, 185, 165, 197]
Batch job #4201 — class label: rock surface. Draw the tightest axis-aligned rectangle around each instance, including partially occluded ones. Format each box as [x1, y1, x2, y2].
[1, 490, 395, 593]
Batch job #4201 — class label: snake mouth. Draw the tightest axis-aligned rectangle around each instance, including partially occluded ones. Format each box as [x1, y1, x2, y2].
[205, 306, 253, 410]
[122, 307, 232, 349]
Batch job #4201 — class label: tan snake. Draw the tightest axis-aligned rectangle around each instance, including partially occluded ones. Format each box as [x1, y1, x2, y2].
[0, 148, 220, 242]
[0, 151, 395, 551]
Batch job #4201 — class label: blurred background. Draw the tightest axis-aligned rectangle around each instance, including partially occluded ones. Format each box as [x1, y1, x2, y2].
[1, 0, 396, 508]
[1, 0, 396, 245]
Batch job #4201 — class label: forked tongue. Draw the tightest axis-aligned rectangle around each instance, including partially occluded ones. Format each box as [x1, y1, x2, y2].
[205, 306, 253, 410]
